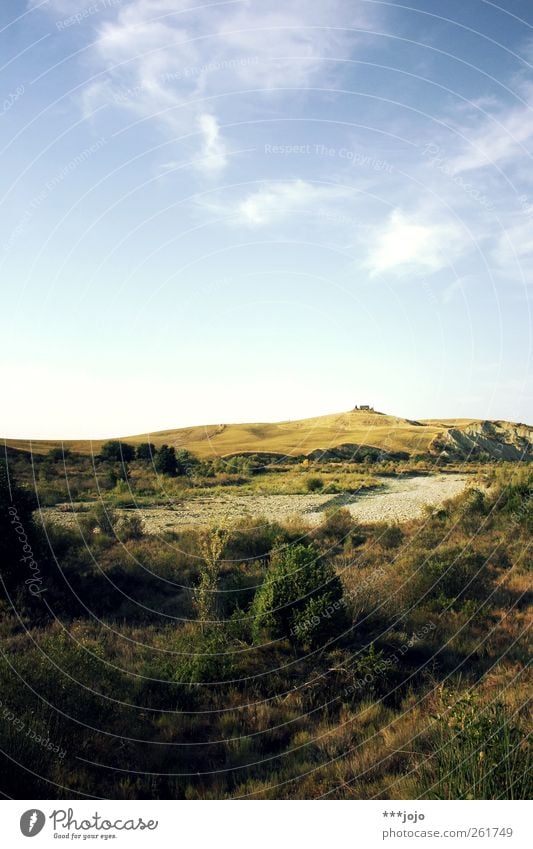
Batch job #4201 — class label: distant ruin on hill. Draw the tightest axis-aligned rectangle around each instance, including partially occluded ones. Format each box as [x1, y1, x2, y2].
[353, 404, 374, 411]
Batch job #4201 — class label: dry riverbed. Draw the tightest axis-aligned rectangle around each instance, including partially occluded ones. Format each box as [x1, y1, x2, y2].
[41, 473, 471, 533]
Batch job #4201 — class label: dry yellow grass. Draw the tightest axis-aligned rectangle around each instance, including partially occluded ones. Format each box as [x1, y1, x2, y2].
[2, 409, 526, 458]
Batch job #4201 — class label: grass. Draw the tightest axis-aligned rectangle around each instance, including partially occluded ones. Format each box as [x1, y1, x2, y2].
[0, 454, 530, 800]
[5, 408, 525, 458]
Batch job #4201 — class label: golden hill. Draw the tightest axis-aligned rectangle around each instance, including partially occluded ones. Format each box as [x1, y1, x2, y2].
[4, 410, 533, 461]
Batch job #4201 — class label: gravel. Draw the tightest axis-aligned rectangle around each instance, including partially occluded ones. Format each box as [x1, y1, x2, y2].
[41, 473, 470, 533]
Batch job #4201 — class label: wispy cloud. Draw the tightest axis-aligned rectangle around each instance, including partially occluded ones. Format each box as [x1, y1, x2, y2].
[363, 209, 468, 276]
[449, 88, 533, 174]
[200, 180, 353, 227]
[194, 112, 228, 175]
[492, 216, 533, 280]
[33, 0, 378, 176]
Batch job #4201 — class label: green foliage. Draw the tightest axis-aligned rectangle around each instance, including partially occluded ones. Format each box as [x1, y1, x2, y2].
[464, 488, 487, 515]
[305, 476, 324, 492]
[173, 627, 236, 684]
[427, 691, 532, 800]
[223, 455, 253, 476]
[99, 440, 135, 462]
[0, 461, 530, 800]
[0, 463, 40, 596]
[117, 513, 144, 540]
[194, 522, 230, 626]
[80, 503, 118, 537]
[404, 547, 487, 610]
[136, 443, 156, 461]
[346, 643, 391, 699]
[500, 478, 533, 531]
[314, 508, 356, 551]
[47, 447, 72, 462]
[425, 549, 486, 601]
[378, 524, 405, 549]
[175, 449, 199, 475]
[154, 444, 178, 476]
[252, 543, 346, 647]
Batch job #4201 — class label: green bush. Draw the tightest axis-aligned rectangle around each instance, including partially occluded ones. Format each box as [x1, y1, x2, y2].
[79, 503, 118, 537]
[154, 445, 178, 476]
[47, 447, 72, 462]
[378, 524, 405, 550]
[500, 479, 533, 531]
[407, 547, 487, 609]
[426, 691, 532, 799]
[0, 464, 41, 597]
[314, 508, 354, 548]
[99, 441, 135, 462]
[220, 455, 252, 476]
[173, 628, 236, 684]
[117, 513, 144, 540]
[175, 449, 199, 475]
[136, 443, 156, 461]
[305, 476, 324, 492]
[251, 543, 346, 647]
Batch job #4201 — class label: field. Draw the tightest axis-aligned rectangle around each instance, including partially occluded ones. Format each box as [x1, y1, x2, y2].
[0, 430, 531, 800]
[5, 408, 533, 460]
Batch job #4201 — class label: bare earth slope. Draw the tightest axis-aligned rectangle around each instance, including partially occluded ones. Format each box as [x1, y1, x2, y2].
[4, 410, 533, 460]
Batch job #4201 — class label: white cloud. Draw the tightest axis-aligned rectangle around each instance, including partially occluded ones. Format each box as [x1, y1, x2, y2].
[449, 90, 533, 174]
[364, 209, 468, 276]
[492, 217, 533, 280]
[32, 0, 378, 176]
[228, 180, 351, 227]
[194, 112, 227, 175]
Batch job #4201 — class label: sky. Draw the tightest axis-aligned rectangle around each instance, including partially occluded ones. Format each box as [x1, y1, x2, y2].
[0, 0, 532, 438]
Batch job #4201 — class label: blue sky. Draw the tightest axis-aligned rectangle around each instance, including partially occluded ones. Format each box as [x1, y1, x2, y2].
[1, 0, 532, 437]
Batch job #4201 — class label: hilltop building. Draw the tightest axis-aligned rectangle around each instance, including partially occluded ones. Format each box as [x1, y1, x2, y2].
[353, 404, 374, 411]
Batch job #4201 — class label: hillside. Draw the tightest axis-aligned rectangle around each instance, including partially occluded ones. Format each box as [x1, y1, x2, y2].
[4, 410, 533, 461]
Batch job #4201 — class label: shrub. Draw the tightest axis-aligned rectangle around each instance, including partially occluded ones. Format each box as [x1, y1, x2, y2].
[154, 445, 178, 476]
[99, 441, 135, 462]
[251, 543, 346, 648]
[118, 513, 144, 540]
[404, 547, 487, 610]
[378, 524, 405, 550]
[426, 691, 532, 799]
[323, 482, 341, 494]
[345, 643, 391, 700]
[175, 449, 199, 475]
[173, 628, 235, 684]
[464, 488, 487, 515]
[194, 523, 230, 625]
[0, 464, 40, 595]
[305, 476, 324, 492]
[47, 447, 72, 462]
[80, 503, 118, 537]
[500, 479, 533, 531]
[314, 508, 354, 547]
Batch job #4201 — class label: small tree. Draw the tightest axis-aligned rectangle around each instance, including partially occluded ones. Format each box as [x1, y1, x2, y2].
[175, 449, 199, 476]
[0, 464, 39, 594]
[194, 521, 231, 629]
[80, 503, 118, 537]
[99, 440, 135, 462]
[136, 442, 157, 461]
[47, 446, 72, 462]
[305, 476, 324, 492]
[154, 444, 178, 476]
[252, 543, 346, 648]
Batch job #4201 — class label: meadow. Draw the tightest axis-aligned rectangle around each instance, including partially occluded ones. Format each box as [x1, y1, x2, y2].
[0, 444, 531, 800]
